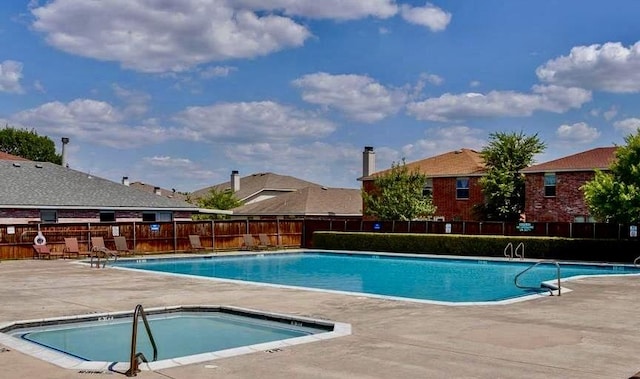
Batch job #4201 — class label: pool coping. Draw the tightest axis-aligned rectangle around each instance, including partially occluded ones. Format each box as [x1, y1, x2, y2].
[0, 304, 351, 373]
[98, 249, 640, 306]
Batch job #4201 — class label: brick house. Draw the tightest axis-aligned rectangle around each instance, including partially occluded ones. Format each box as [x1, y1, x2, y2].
[521, 147, 617, 222]
[0, 154, 199, 224]
[359, 147, 486, 221]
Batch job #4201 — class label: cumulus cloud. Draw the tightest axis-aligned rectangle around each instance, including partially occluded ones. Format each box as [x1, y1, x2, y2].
[614, 118, 640, 135]
[12, 99, 179, 148]
[0, 60, 24, 93]
[406, 85, 592, 122]
[293, 72, 408, 123]
[31, 0, 311, 73]
[555, 122, 600, 144]
[399, 3, 451, 32]
[536, 41, 640, 93]
[175, 101, 335, 142]
[235, 0, 397, 20]
[401, 126, 486, 160]
[199, 65, 237, 79]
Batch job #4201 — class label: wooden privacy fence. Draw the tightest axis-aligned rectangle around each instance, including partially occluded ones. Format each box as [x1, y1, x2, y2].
[0, 219, 303, 260]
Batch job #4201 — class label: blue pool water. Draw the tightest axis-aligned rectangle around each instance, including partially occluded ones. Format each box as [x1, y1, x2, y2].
[7, 308, 331, 363]
[112, 252, 640, 303]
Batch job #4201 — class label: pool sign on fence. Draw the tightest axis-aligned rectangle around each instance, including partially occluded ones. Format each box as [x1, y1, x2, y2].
[517, 222, 534, 232]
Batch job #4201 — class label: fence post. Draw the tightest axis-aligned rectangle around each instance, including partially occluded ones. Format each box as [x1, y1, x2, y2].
[173, 220, 177, 253]
[211, 220, 215, 251]
[132, 221, 136, 252]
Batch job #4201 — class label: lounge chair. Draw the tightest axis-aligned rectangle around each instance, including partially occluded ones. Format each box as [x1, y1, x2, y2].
[258, 233, 276, 250]
[188, 235, 206, 252]
[63, 237, 91, 259]
[90, 237, 119, 267]
[32, 244, 64, 259]
[241, 234, 259, 251]
[113, 236, 134, 256]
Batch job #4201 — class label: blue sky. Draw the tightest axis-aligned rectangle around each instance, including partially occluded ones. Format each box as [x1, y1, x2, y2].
[2, 1, 640, 192]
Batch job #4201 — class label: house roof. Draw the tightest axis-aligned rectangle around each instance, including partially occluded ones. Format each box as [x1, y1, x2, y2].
[0, 160, 198, 210]
[521, 147, 617, 173]
[129, 181, 188, 202]
[361, 148, 486, 180]
[231, 187, 362, 216]
[0, 152, 28, 160]
[191, 172, 323, 202]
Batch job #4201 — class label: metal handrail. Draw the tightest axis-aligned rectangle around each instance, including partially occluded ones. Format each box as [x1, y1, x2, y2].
[634, 256, 640, 267]
[503, 242, 513, 259]
[514, 242, 525, 260]
[514, 260, 561, 296]
[125, 304, 158, 377]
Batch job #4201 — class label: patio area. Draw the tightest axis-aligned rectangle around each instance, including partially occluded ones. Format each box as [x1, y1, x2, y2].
[1, 256, 639, 378]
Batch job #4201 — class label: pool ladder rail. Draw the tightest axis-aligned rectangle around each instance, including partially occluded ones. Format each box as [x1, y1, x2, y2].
[124, 304, 158, 377]
[504, 242, 525, 260]
[514, 260, 561, 296]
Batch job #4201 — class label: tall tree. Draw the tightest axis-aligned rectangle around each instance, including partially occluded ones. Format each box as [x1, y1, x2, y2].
[362, 160, 436, 221]
[191, 188, 242, 220]
[582, 130, 640, 223]
[477, 131, 546, 221]
[0, 126, 62, 164]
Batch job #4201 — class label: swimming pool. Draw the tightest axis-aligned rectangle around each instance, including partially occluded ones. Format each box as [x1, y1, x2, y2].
[0, 305, 351, 372]
[111, 251, 640, 304]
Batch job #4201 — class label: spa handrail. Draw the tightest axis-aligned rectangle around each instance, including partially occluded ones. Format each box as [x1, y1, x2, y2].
[503, 242, 514, 259]
[125, 304, 158, 377]
[514, 260, 561, 296]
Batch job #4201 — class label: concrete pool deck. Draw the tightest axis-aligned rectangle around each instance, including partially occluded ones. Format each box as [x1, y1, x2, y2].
[1, 255, 640, 378]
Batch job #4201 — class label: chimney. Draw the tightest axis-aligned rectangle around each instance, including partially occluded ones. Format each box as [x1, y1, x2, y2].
[363, 146, 375, 177]
[61, 137, 70, 168]
[122, 176, 130, 186]
[154, 186, 161, 195]
[231, 170, 240, 192]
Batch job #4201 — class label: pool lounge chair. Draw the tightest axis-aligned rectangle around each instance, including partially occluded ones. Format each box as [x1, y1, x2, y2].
[258, 233, 277, 250]
[188, 235, 206, 252]
[90, 237, 119, 267]
[32, 244, 64, 259]
[113, 236, 134, 256]
[63, 237, 91, 259]
[241, 234, 260, 251]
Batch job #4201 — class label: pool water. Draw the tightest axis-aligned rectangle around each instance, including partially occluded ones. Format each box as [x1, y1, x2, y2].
[113, 252, 640, 303]
[18, 311, 325, 362]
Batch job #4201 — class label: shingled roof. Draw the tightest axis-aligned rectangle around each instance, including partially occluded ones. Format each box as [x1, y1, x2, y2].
[0, 160, 197, 210]
[231, 187, 362, 216]
[129, 181, 188, 202]
[521, 147, 617, 173]
[362, 148, 486, 180]
[191, 172, 323, 202]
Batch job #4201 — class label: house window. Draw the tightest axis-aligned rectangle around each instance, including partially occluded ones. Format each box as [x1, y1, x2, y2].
[142, 212, 156, 222]
[423, 178, 433, 197]
[544, 173, 556, 197]
[100, 211, 115, 222]
[40, 210, 57, 223]
[142, 211, 173, 222]
[456, 177, 469, 199]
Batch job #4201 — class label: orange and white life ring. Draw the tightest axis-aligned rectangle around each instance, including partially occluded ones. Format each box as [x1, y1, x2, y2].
[34, 233, 47, 246]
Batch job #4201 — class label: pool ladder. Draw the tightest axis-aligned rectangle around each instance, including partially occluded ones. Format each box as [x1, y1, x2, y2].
[124, 304, 158, 377]
[504, 242, 525, 260]
[514, 260, 561, 296]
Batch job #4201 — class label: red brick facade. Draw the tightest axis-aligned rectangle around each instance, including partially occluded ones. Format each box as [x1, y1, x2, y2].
[524, 172, 595, 222]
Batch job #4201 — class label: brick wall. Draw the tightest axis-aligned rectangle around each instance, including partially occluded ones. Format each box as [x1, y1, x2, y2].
[524, 172, 595, 222]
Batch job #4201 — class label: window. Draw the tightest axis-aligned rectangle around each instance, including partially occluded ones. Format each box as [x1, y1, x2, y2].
[544, 173, 556, 197]
[422, 178, 433, 197]
[142, 211, 173, 222]
[456, 177, 469, 199]
[99, 211, 115, 222]
[142, 212, 156, 222]
[40, 210, 57, 223]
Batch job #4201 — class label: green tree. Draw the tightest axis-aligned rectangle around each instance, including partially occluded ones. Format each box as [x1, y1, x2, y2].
[0, 126, 62, 164]
[582, 130, 640, 223]
[191, 188, 242, 220]
[477, 131, 546, 221]
[362, 160, 436, 221]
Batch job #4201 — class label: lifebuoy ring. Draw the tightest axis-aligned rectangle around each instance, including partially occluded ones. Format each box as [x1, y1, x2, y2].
[34, 233, 46, 246]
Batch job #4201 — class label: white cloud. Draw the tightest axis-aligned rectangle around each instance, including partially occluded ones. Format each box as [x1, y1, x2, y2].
[175, 101, 336, 142]
[603, 106, 618, 121]
[0, 60, 24, 93]
[31, 0, 310, 73]
[235, 0, 397, 20]
[401, 126, 486, 160]
[536, 41, 640, 93]
[555, 122, 600, 144]
[293, 72, 408, 123]
[614, 118, 640, 135]
[469, 80, 481, 88]
[400, 3, 451, 32]
[112, 84, 150, 117]
[11, 99, 179, 148]
[200, 65, 237, 79]
[137, 156, 221, 190]
[406, 85, 592, 122]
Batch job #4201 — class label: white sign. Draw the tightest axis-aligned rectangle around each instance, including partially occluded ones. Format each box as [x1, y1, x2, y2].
[6, 226, 15, 235]
[112, 226, 120, 237]
[445, 223, 452, 234]
[630, 225, 637, 238]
